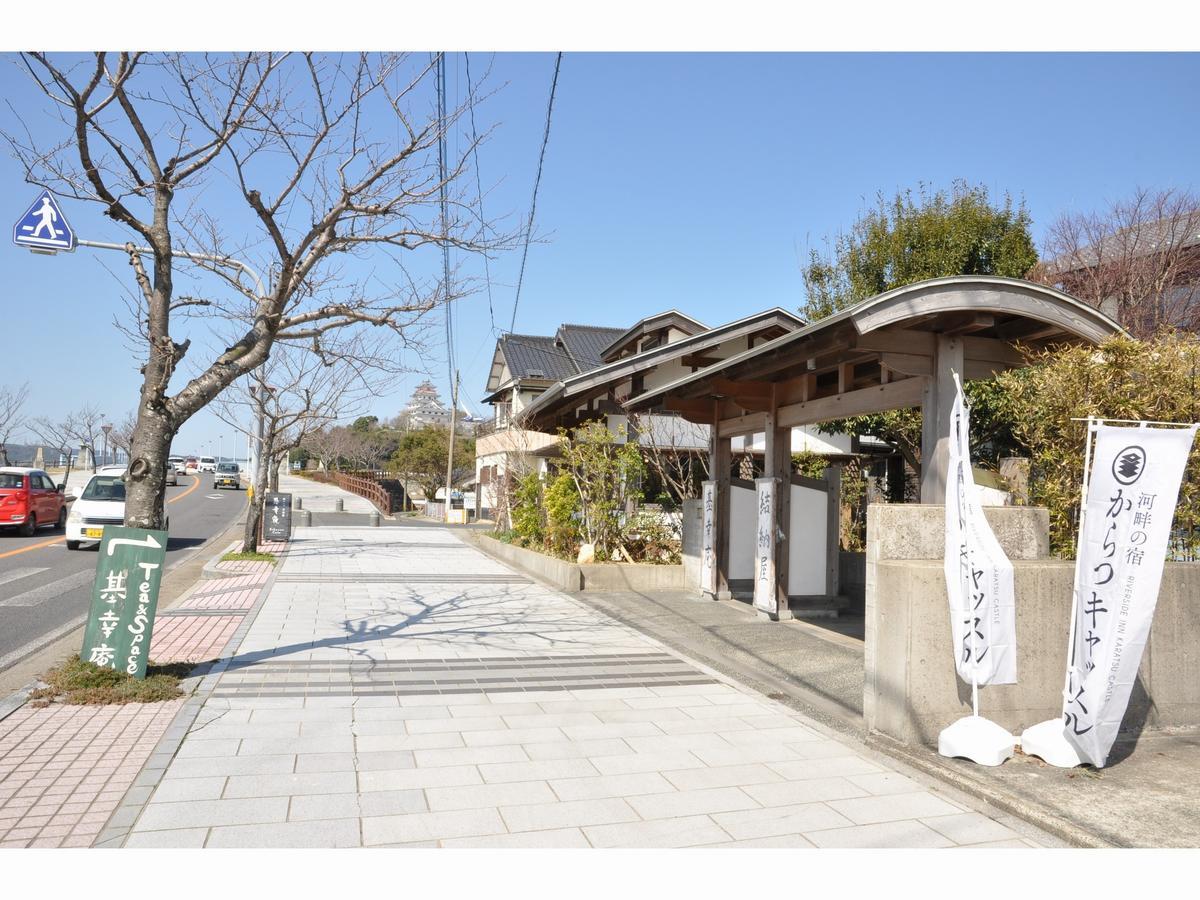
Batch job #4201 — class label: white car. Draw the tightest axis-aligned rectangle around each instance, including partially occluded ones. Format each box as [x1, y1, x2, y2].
[66, 466, 169, 550]
[198, 456, 217, 473]
[168, 456, 186, 473]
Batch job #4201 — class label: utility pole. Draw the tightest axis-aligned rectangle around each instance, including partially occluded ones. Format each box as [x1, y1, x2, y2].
[444, 371, 459, 523]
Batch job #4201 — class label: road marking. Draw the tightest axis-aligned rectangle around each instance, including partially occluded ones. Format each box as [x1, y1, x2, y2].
[0, 568, 95, 608]
[0, 475, 201, 562]
[0, 612, 88, 671]
[206, 493, 224, 500]
[168, 475, 202, 504]
[0, 566, 49, 587]
[0, 535, 65, 560]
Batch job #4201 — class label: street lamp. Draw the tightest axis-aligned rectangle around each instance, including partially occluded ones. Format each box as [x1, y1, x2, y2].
[101, 423, 112, 468]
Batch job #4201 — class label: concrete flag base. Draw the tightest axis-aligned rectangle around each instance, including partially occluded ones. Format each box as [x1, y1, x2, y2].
[1019, 718, 1086, 768]
[938, 715, 1016, 767]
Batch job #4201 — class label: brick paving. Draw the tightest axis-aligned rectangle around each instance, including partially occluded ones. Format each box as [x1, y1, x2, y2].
[122, 526, 1057, 849]
[149, 616, 246, 664]
[0, 539, 283, 848]
[0, 702, 183, 847]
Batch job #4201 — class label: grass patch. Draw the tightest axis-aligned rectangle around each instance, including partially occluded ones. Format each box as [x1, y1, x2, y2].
[29, 657, 186, 707]
[221, 550, 277, 563]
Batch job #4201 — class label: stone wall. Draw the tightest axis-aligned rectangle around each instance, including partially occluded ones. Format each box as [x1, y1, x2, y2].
[863, 503, 1200, 745]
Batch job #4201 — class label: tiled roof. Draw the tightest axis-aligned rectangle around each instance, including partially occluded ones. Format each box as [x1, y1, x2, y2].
[498, 333, 579, 381]
[554, 324, 626, 372]
[1053, 214, 1200, 272]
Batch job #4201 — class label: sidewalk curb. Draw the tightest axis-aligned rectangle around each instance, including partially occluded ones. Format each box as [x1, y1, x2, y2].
[0, 518, 248, 720]
[200, 541, 245, 579]
[862, 732, 1112, 849]
[94, 542, 288, 848]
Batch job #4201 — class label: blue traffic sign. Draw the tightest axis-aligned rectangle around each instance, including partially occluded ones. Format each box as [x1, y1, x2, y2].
[13, 189, 75, 252]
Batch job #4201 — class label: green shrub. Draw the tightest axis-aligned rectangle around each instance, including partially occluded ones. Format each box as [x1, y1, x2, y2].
[510, 470, 545, 545]
[544, 472, 580, 558]
[996, 332, 1200, 557]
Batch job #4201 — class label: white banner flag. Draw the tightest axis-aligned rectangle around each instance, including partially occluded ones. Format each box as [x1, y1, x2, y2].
[1063, 422, 1197, 767]
[944, 378, 1017, 686]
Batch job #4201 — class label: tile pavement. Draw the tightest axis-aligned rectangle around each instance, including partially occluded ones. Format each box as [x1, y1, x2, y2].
[118, 525, 1058, 849]
[0, 540, 282, 848]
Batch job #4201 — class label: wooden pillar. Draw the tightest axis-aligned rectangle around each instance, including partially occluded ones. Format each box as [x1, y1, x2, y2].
[919, 337, 963, 504]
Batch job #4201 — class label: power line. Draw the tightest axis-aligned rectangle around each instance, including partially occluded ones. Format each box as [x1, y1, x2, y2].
[436, 52, 455, 383]
[509, 52, 563, 335]
[463, 52, 496, 336]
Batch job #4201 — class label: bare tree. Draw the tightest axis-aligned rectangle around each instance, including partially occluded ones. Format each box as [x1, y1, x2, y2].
[109, 410, 138, 464]
[31, 404, 108, 473]
[214, 337, 389, 550]
[0, 383, 30, 466]
[628, 411, 711, 504]
[1034, 187, 1200, 337]
[4, 52, 501, 530]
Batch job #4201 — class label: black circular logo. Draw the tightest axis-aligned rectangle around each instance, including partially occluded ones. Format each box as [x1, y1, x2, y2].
[1112, 445, 1147, 485]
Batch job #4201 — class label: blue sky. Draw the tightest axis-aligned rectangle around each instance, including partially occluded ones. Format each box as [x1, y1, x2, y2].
[2, 51, 1198, 454]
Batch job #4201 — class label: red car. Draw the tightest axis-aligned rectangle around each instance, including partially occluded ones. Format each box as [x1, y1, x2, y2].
[0, 467, 68, 536]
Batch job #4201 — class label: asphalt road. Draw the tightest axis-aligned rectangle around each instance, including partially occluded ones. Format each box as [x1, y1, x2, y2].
[0, 472, 247, 672]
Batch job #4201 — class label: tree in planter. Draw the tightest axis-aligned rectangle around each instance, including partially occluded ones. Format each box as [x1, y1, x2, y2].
[803, 181, 1040, 483]
[995, 331, 1200, 557]
[627, 410, 709, 505]
[509, 469, 544, 547]
[556, 422, 645, 561]
[542, 472, 580, 558]
[213, 336, 388, 550]
[5, 52, 500, 530]
[389, 425, 474, 502]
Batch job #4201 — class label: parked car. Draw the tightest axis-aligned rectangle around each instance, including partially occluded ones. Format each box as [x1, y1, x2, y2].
[0, 467, 68, 536]
[165, 460, 178, 486]
[168, 456, 186, 473]
[66, 466, 170, 550]
[199, 456, 217, 473]
[214, 462, 241, 489]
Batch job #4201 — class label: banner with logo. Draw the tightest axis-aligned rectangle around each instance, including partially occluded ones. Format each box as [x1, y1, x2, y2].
[1063, 423, 1197, 767]
[81, 526, 168, 680]
[943, 378, 1017, 686]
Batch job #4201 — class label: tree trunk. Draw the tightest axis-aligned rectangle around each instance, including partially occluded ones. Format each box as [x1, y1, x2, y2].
[122, 402, 174, 531]
[243, 431, 276, 553]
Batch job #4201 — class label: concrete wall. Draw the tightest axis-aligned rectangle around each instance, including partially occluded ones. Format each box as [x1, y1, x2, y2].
[729, 483, 755, 580]
[466, 534, 582, 593]
[468, 533, 688, 594]
[579, 563, 687, 592]
[863, 502, 1200, 746]
[682, 498, 702, 589]
[788, 481, 829, 596]
[839, 551, 865, 613]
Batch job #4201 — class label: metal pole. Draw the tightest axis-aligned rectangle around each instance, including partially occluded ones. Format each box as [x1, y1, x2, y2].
[1061, 416, 1098, 712]
[445, 372, 459, 523]
[76, 239, 266, 298]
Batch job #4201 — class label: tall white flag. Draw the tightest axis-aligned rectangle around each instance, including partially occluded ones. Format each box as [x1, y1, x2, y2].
[944, 377, 1018, 686]
[1063, 423, 1197, 767]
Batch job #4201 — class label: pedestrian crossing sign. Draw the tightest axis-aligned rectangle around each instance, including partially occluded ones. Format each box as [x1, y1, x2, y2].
[13, 188, 76, 252]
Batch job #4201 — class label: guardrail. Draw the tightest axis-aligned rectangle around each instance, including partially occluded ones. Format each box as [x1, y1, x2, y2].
[300, 469, 393, 515]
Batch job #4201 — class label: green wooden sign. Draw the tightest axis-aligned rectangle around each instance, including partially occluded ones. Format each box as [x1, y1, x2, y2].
[80, 526, 168, 680]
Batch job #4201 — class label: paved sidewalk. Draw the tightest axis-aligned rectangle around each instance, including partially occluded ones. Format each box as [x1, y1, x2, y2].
[0, 541, 282, 848]
[278, 472, 378, 515]
[121, 526, 1054, 848]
